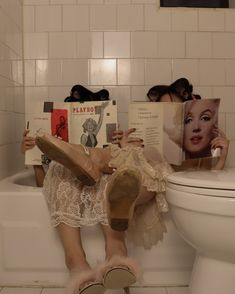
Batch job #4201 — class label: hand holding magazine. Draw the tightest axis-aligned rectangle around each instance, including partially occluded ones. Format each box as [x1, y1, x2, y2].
[25, 100, 118, 165]
[128, 98, 220, 165]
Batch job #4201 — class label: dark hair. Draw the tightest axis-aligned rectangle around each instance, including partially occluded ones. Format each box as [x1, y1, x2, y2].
[147, 85, 169, 102]
[64, 85, 109, 102]
[169, 78, 193, 101]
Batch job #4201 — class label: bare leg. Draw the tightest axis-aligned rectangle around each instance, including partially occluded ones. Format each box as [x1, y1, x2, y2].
[100, 224, 139, 290]
[101, 224, 127, 260]
[56, 223, 90, 273]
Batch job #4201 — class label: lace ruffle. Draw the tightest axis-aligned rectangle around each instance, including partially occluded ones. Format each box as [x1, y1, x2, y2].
[43, 162, 109, 227]
[109, 145, 172, 212]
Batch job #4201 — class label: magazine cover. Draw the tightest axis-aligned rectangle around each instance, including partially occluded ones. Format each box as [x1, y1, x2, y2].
[25, 100, 117, 165]
[128, 98, 220, 165]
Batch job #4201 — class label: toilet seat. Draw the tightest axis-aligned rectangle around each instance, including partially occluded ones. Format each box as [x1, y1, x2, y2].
[167, 168, 235, 198]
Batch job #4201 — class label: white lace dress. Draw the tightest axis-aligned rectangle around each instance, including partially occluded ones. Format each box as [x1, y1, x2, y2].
[43, 145, 172, 249]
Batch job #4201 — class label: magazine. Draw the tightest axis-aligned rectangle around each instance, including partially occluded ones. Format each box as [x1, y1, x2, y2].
[128, 98, 220, 165]
[25, 100, 118, 165]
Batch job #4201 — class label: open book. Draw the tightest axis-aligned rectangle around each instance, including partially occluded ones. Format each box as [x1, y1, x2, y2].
[128, 98, 220, 165]
[25, 100, 118, 165]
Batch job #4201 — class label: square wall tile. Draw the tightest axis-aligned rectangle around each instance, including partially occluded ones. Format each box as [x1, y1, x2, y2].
[48, 86, 70, 102]
[49, 32, 76, 58]
[36, 59, 62, 86]
[0, 112, 14, 145]
[61, 59, 88, 85]
[131, 85, 149, 101]
[5, 88, 15, 112]
[106, 86, 131, 112]
[90, 5, 116, 31]
[35, 5, 61, 32]
[51, 0, 76, 3]
[90, 59, 116, 85]
[198, 10, 224, 32]
[63, 5, 89, 31]
[104, 32, 130, 58]
[218, 112, 226, 133]
[24, 60, 36, 86]
[14, 86, 25, 113]
[172, 10, 198, 31]
[212, 87, 235, 113]
[225, 10, 235, 31]
[118, 59, 144, 85]
[199, 59, 226, 86]
[77, 32, 103, 58]
[77, 0, 103, 3]
[172, 59, 199, 85]
[23, 6, 35, 33]
[194, 86, 212, 99]
[24, 0, 49, 4]
[213, 33, 235, 58]
[186, 32, 212, 58]
[105, 0, 131, 3]
[15, 113, 26, 142]
[117, 4, 144, 31]
[25, 86, 49, 112]
[158, 32, 185, 58]
[225, 140, 235, 168]
[12, 60, 23, 85]
[145, 6, 171, 31]
[225, 59, 235, 85]
[131, 32, 157, 58]
[145, 59, 171, 85]
[24, 33, 48, 59]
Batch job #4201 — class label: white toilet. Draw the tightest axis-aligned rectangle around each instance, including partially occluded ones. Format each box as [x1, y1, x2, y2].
[166, 168, 235, 294]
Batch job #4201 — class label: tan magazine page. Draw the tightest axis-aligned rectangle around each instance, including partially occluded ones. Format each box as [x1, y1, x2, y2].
[25, 100, 117, 165]
[128, 102, 183, 165]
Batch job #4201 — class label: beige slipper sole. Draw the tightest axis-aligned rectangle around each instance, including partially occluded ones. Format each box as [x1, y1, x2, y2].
[107, 168, 141, 231]
[103, 267, 136, 289]
[36, 136, 97, 186]
[80, 282, 105, 294]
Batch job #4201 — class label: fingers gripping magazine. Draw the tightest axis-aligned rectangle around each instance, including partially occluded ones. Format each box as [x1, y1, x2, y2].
[128, 98, 220, 165]
[25, 101, 118, 165]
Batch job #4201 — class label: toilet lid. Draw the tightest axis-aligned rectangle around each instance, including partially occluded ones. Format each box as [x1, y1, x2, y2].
[167, 168, 235, 197]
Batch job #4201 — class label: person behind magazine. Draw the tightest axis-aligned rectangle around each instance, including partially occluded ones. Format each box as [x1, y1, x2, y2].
[147, 78, 201, 103]
[145, 80, 228, 170]
[183, 98, 220, 160]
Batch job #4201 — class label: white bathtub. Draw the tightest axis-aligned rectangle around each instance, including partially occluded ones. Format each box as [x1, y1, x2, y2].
[0, 169, 194, 287]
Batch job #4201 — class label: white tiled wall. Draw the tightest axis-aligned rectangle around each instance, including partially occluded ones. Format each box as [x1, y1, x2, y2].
[0, 0, 24, 180]
[22, 1, 235, 168]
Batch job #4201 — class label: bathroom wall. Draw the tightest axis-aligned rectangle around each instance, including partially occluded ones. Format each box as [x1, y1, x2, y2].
[0, 0, 24, 180]
[23, 0, 235, 167]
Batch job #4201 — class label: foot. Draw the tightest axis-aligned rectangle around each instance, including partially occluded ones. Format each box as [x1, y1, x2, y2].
[106, 167, 141, 231]
[35, 133, 101, 186]
[97, 255, 141, 289]
[67, 269, 105, 294]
